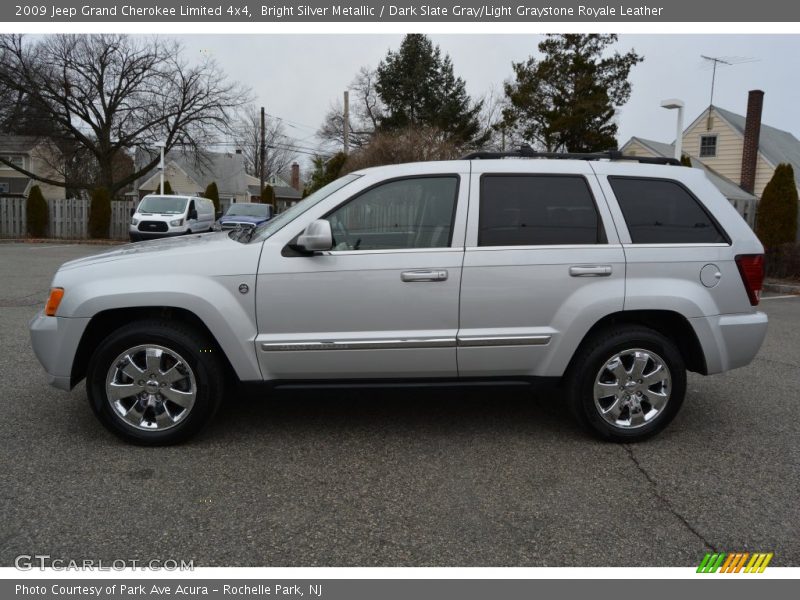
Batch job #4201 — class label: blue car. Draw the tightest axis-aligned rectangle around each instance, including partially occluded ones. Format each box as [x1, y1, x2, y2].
[216, 203, 274, 231]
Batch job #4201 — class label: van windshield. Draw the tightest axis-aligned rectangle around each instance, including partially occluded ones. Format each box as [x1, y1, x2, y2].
[139, 196, 188, 215]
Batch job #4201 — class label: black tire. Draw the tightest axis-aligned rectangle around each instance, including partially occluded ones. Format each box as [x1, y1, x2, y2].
[86, 319, 224, 445]
[565, 325, 686, 442]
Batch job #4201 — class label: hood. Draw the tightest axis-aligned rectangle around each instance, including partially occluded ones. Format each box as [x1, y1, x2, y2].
[58, 231, 240, 273]
[218, 215, 268, 224]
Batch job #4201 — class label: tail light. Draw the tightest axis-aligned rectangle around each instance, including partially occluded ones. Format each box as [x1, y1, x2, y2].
[735, 254, 764, 306]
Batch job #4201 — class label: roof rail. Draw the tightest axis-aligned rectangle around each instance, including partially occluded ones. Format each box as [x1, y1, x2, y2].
[460, 145, 681, 166]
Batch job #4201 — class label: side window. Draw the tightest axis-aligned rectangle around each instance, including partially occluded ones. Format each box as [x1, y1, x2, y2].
[325, 176, 458, 251]
[609, 177, 727, 244]
[479, 175, 603, 246]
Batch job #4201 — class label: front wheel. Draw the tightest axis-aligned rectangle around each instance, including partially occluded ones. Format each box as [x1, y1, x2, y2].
[86, 319, 224, 445]
[565, 326, 686, 442]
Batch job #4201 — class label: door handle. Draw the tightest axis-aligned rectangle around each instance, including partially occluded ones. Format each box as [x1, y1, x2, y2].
[569, 265, 612, 277]
[401, 270, 448, 282]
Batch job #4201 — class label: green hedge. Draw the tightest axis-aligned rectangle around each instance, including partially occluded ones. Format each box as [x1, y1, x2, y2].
[26, 185, 49, 237]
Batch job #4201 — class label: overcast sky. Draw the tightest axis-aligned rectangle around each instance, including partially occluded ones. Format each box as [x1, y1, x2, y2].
[178, 34, 800, 167]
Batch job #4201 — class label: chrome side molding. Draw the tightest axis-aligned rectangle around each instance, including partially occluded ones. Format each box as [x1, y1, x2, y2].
[261, 334, 552, 351]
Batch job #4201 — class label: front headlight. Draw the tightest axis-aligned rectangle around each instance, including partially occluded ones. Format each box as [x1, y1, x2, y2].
[170, 218, 184, 226]
[131, 218, 139, 226]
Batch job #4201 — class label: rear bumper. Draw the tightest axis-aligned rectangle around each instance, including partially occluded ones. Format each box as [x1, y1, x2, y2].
[29, 311, 91, 391]
[690, 311, 768, 374]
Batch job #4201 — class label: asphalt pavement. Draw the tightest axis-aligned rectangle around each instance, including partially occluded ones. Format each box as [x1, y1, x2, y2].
[0, 242, 798, 567]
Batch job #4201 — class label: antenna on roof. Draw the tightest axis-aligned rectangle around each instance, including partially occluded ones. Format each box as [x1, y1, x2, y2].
[700, 55, 758, 107]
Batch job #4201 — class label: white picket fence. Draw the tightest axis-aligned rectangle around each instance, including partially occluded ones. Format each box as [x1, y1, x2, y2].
[0, 197, 136, 240]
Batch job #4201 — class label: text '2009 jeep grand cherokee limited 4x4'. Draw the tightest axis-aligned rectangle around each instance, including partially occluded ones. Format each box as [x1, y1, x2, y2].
[30, 148, 768, 445]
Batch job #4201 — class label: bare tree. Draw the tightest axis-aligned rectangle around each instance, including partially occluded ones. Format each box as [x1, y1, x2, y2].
[317, 67, 383, 150]
[234, 105, 297, 182]
[477, 86, 507, 151]
[0, 34, 249, 196]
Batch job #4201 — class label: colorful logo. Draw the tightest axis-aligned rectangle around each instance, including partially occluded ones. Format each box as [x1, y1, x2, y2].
[697, 552, 773, 573]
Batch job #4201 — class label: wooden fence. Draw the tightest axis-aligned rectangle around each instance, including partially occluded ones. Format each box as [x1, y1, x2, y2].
[0, 197, 135, 240]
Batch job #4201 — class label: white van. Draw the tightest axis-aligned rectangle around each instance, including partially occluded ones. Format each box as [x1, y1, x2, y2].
[129, 194, 216, 241]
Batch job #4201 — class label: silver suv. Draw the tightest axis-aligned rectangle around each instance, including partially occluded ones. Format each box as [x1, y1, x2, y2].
[29, 149, 768, 445]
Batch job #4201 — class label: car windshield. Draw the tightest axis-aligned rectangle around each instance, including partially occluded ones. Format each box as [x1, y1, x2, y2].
[225, 204, 269, 218]
[138, 196, 188, 215]
[245, 174, 362, 243]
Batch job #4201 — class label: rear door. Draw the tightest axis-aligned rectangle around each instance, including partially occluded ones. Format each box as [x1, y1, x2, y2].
[458, 161, 625, 377]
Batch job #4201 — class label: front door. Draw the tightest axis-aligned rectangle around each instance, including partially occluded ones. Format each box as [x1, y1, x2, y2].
[255, 173, 468, 380]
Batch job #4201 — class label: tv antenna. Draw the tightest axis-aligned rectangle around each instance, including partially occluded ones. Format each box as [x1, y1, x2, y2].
[701, 55, 758, 107]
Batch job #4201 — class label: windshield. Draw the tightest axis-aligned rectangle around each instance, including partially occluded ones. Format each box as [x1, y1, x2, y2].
[225, 204, 269, 218]
[138, 196, 188, 215]
[246, 174, 361, 243]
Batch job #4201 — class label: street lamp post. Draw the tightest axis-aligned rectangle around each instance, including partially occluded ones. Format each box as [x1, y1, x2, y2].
[660, 99, 685, 161]
[155, 141, 166, 194]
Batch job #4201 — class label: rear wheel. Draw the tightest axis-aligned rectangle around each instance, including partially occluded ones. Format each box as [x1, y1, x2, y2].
[86, 320, 224, 445]
[565, 326, 686, 442]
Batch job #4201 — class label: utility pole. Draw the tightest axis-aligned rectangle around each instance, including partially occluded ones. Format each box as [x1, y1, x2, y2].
[259, 106, 266, 199]
[343, 90, 350, 155]
[155, 141, 166, 194]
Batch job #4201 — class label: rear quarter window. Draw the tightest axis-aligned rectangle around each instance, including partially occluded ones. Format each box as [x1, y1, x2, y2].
[479, 175, 604, 246]
[608, 177, 727, 244]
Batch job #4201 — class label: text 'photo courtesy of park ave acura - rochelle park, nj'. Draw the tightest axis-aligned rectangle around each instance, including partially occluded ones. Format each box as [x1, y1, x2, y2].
[0, 26, 799, 590]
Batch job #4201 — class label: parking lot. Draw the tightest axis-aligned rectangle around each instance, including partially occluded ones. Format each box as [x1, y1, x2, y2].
[0, 242, 798, 567]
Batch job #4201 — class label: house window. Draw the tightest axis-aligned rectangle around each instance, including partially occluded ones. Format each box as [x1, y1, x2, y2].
[699, 135, 717, 158]
[1, 155, 25, 169]
[0, 183, 9, 194]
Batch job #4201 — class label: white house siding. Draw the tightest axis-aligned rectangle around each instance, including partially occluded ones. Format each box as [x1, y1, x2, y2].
[0, 144, 66, 201]
[138, 163, 203, 196]
[682, 108, 782, 199]
[621, 139, 659, 158]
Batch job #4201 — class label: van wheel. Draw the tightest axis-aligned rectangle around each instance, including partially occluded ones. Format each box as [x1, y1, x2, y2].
[565, 326, 686, 442]
[86, 320, 224, 445]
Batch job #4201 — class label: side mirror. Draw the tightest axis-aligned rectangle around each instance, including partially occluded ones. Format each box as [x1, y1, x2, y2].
[188, 209, 198, 220]
[296, 219, 333, 252]
[129, 208, 136, 217]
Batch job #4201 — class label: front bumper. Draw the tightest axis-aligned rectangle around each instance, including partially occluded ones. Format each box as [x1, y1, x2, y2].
[129, 230, 186, 242]
[690, 311, 768, 374]
[29, 311, 92, 391]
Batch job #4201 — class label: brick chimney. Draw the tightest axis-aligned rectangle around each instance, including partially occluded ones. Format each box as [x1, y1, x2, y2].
[740, 90, 764, 194]
[291, 162, 300, 191]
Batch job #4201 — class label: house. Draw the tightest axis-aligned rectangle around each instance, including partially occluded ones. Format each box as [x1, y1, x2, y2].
[132, 148, 253, 213]
[0, 135, 66, 201]
[247, 163, 303, 212]
[132, 150, 304, 214]
[622, 90, 800, 238]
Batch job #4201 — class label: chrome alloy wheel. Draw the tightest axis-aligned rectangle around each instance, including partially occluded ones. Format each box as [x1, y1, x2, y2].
[105, 344, 197, 431]
[593, 348, 671, 429]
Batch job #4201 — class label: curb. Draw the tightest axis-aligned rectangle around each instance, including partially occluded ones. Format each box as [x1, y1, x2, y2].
[764, 281, 800, 295]
[0, 238, 125, 246]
